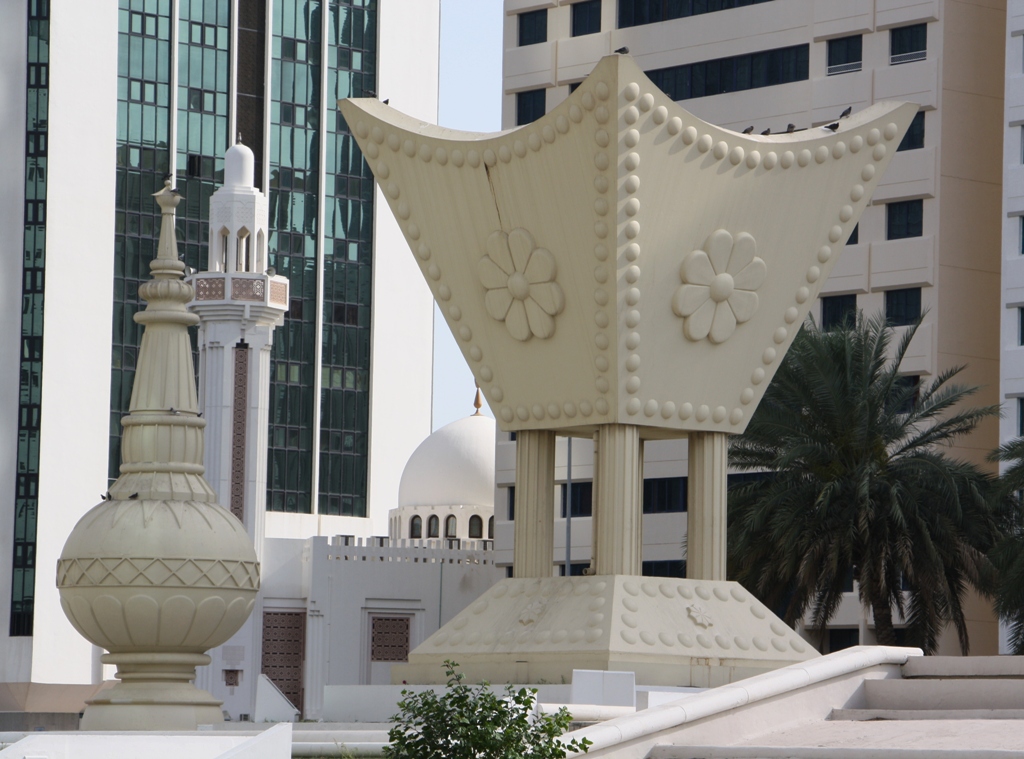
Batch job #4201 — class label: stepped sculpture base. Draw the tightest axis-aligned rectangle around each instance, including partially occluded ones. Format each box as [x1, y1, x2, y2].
[392, 576, 817, 688]
[81, 653, 223, 730]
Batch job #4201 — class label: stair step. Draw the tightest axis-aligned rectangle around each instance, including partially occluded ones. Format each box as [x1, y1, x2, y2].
[831, 708, 1024, 721]
[865, 678, 1024, 711]
[903, 656, 1024, 679]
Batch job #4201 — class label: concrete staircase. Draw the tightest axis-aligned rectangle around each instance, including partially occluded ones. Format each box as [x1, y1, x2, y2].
[830, 656, 1024, 721]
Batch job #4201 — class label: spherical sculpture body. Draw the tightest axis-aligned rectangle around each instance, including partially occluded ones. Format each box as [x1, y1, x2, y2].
[58, 499, 258, 656]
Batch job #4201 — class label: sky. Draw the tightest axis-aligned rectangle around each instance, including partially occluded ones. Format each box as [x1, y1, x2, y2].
[430, 0, 504, 430]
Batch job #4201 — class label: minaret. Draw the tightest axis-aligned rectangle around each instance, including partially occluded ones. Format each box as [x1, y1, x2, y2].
[187, 140, 288, 719]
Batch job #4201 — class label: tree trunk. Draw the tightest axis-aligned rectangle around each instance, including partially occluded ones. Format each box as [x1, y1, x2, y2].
[872, 599, 897, 646]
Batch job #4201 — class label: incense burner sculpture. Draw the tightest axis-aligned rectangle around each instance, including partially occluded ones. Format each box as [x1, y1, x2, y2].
[341, 55, 915, 685]
[58, 183, 259, 729]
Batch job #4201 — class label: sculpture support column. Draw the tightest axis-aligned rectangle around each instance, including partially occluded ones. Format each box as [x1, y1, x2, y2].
[513, 430, 556, 577]
[687, 431, 728, 581]
[593, 424, 643, 576]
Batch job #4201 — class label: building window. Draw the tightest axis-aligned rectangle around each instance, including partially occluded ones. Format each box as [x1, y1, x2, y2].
[410, 516, 422, 539]
[619, 0, 773, 28]
[569, 81, 582, 94]
[427, 515, 439, 538]
[1020, 217, 1024, 255]
[848, 224, 859, 245]
[572, 0, 601, 36]
[488, 516, 494, 539]
[642, 476, 687, 513]
[647, 44, 809, 101]
[518, 9, 547, 46]
[516, 89, 546, 126]
[826, 35, 862, 75]
[890, 23, 927, 65]
[560, 562, 590, 576]
[829, 628, 859, 652]
[507, 486, 515, 521]
[894, 375, 920, 414]
[642, 560, 686, 578]
[821, 294, 857, 331]
[561, 481, 594, 518]
[370, 617, 410, 663]
[886, 199, 923, 239]
[1019, 398, 1024, 437]
[885, 288, 922, 326]
[898, 111, 925, 151]
[468, 515, 483, 539]
[444, 515, 457, 538]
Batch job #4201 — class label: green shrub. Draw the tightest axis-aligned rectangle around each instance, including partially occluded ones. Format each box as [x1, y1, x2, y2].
[384, 660, 592, 759]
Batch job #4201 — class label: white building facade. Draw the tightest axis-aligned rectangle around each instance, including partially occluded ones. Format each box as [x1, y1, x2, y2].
[497, 0, 1004, 655]
[0, 0, 438, 698]
[1001, 0, 1024, 655]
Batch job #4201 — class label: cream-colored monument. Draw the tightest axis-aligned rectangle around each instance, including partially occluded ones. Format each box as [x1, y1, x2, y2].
[57, 182, 260, 729]
[340, 55, 915, 686]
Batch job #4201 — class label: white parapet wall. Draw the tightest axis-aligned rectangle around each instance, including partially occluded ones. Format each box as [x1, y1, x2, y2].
[0, 723, 291, 759]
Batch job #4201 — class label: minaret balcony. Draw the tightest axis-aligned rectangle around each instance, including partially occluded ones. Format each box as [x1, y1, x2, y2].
[188, 271, 290, 318]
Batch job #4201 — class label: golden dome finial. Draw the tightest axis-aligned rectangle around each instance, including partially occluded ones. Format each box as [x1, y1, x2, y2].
[473, 381, 483, 416]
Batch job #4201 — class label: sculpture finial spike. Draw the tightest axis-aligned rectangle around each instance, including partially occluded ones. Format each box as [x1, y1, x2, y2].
[473, 381, 483, 416]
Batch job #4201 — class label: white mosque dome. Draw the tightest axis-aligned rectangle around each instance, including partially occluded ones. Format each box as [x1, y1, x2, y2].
[398, 414, 496, 509]
[224, 141, 255, 188]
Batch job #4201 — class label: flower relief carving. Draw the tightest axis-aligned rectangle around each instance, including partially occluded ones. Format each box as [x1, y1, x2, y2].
[673, 229, 766, 344]
[479, 228, 565, 341]
[687, 603, 714, 629]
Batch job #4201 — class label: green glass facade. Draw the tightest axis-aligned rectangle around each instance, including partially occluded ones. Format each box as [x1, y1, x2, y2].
[9, 0, 50, 636]
[265, 0, 377, 516]
[175, 0, 231, 273]
[318, 0, 375, 516]
[266, 0, 323, 514]
[110, 0, 172, 480]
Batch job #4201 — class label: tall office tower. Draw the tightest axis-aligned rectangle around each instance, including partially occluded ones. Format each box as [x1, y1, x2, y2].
[0, 0, 438, 695]
[1001, 1, 1024, 655]
[496, 0, 1004, 655]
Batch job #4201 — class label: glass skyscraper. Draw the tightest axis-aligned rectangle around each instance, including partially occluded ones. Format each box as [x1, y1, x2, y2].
[0, 0, 436, 688]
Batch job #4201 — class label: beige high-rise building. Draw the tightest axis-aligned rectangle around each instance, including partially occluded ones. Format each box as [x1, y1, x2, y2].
[493, 0, 1004, 655]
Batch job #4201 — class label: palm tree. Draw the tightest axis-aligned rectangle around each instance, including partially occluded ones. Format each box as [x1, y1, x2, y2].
[727, 312, 1003, 654]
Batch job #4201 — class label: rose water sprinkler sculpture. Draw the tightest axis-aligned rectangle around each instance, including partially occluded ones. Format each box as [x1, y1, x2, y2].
[341, 55, 915, 685]
[58, 182, 259, 730]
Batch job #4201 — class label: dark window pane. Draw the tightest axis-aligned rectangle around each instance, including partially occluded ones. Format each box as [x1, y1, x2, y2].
[885, 288, 922, 326]
[642, 477, 687, 513]
[427, 515, 439, 538]
[507, 485, 515, 521]
[469, 515, 483, 539]
[572, 0, 601, 36]
[898, 111, 925, 151]
[410, 516, 422, 539]
[829, 628, 859, 652]
[560, 562, 590, 576]
[642, 560, 686, 578]
[518, 9, 547, 46]
[827, 35, 862, 73]
[619, 0, 773, 28]
[821, 294, 856, 331]
[891, 23, 927, 57]
[886, 199, 923, 239]
[516, 88, 546, 125]
[847, 223, 859, 245]
[561, 481, 593, 518]
[648, 44, 808, 101]
[894, 375, 920, 414]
